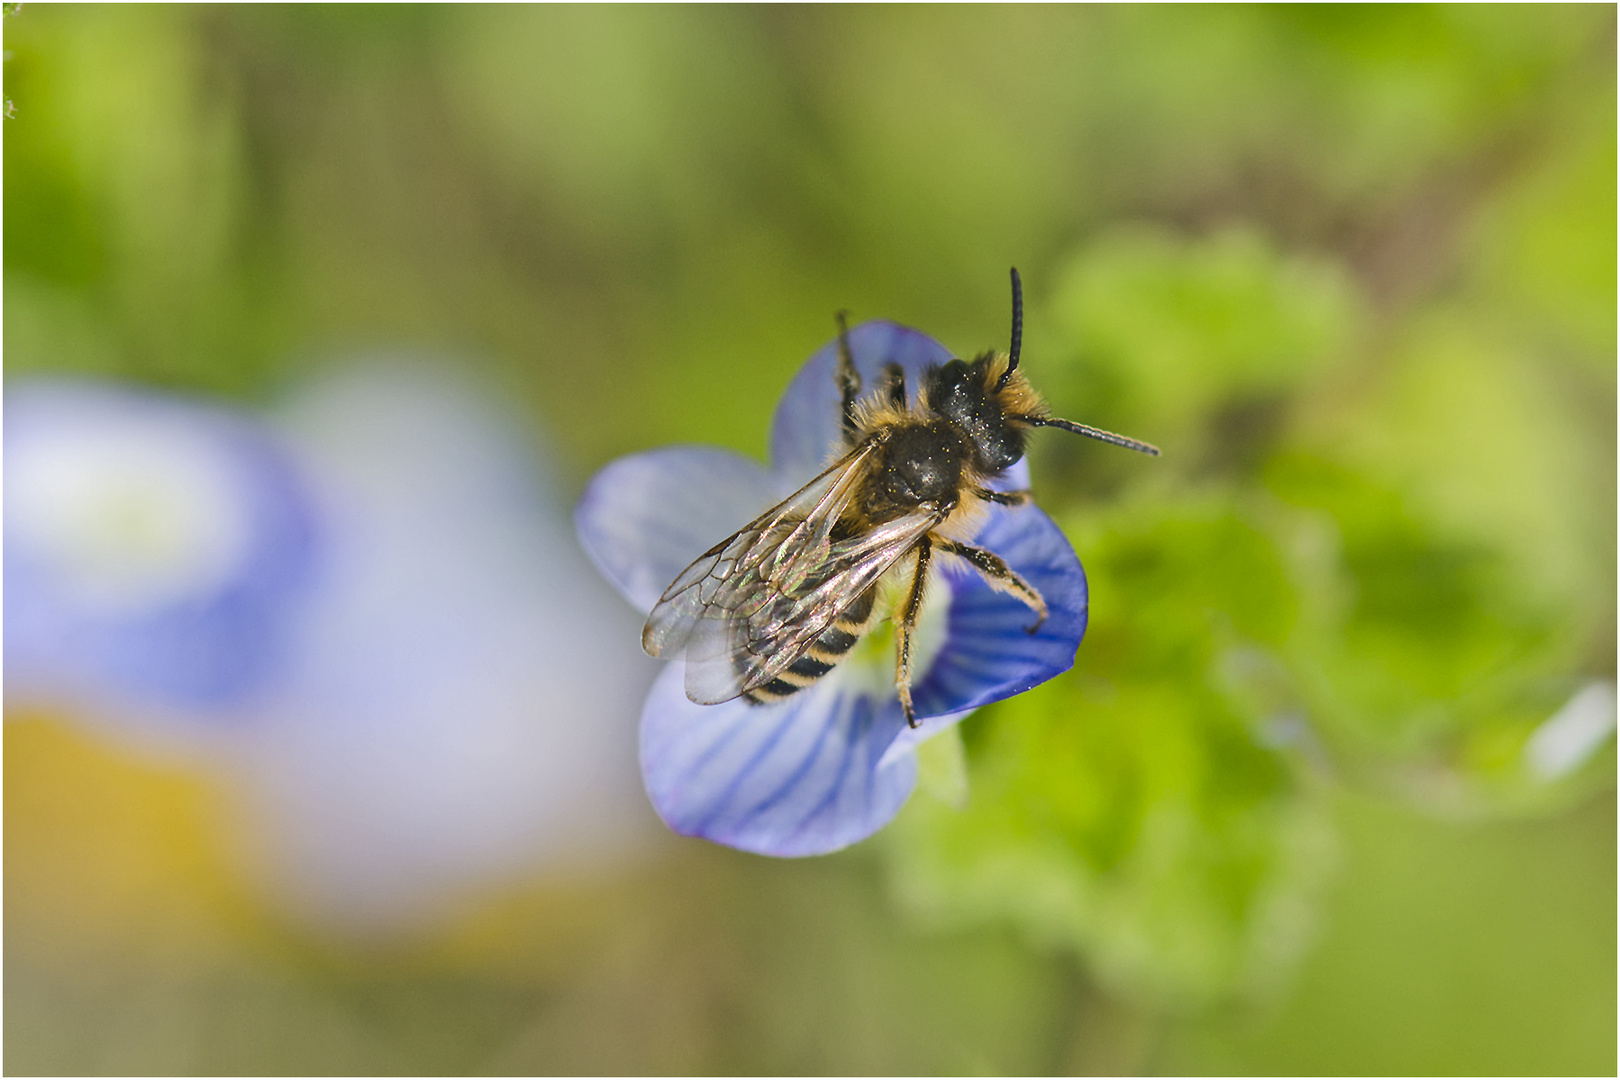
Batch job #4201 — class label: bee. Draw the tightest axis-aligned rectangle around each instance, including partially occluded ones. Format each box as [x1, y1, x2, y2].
[643, 269, 1159, 728]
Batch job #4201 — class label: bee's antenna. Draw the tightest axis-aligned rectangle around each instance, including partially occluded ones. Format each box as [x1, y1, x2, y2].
[998, 267, 1023, 391]
[1026, 415, 1161, 456]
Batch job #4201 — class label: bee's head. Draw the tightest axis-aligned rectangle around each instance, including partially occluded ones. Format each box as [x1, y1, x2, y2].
[924, 266, 1033, 474]
[924, 353, 1028, 473]
[922, 268, 1161, 468]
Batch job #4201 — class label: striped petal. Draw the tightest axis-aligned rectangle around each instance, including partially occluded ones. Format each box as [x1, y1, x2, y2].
[636, 498, 1087, 853]
[583, 319, 1087, 856]
[640, 662, 916, 856]
[881, 502, 1088, 766]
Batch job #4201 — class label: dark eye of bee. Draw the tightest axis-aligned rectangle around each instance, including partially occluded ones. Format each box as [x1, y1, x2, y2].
[925, 357, 1026, 473]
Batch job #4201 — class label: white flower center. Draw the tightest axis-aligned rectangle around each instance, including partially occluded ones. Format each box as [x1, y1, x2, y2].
[9, 420, 254, 614]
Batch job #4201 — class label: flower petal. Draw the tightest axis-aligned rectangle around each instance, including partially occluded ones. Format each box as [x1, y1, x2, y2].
[585, 319, 1089, 858]
[640, 662, 918, 856]
[883, 502, 1088, 766]
[575, 446, 779, 613]
[770, 323, 907, 466]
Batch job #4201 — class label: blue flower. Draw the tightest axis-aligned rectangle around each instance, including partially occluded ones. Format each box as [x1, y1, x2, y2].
[6, 368, 657, 928]
[5, 380, 319, 725]
[575, 321, 1090, 857]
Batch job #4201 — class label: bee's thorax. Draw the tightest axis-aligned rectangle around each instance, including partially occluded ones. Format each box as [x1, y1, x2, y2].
[865, 420, 968, 518]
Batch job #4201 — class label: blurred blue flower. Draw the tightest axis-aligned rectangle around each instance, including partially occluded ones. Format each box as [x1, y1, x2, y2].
[5, 381, 319, 728]
[5, 367, 656, 929]
[238, 364, 656, 926]
[576, 321, 1090, 857]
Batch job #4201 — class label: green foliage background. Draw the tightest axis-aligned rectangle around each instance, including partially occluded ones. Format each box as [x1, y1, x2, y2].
[5, 5, 1614, 1074]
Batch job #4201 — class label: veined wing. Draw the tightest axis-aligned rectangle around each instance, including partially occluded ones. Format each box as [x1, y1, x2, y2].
[642, 444, 943, 705]
[642, 444, 877, 665]
[681, 506, 941, 705]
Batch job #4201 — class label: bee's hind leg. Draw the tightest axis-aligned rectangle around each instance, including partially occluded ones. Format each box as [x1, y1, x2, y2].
[895, 535, 933, 728]
[935, 539, 1048, 633]
[835, 311, 862, 445]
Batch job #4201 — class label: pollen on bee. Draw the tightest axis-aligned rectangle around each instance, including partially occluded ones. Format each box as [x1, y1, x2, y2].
[936, 497, 990, 543]
[850, 398, 916, 440]
[983, 353, 1047, 419]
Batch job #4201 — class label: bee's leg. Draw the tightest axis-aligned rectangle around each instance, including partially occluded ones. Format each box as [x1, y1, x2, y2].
[935, 539, 1048, 632]
[835, 311, 862, 446]
[973, 487, 1030, 508]
[876, 361, 908, 408]
[895, 535, 933, 728]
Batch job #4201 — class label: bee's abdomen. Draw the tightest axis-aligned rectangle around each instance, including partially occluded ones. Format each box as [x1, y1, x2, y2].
[742, 587, 876, 706]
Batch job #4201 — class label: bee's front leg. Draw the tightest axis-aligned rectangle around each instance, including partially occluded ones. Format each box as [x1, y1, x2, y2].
[973, 487, 1031, 508]
[894, 535, 933, 728]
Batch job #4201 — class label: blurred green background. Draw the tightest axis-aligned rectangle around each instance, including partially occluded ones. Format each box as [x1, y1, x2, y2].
[5, 5, 1614, 1074]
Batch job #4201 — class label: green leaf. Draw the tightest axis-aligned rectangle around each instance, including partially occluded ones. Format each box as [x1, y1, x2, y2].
[889, 495, 1335, 1006]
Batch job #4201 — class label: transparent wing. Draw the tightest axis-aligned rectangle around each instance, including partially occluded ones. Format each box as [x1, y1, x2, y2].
[642, 446, 875, 664]
[642, 443, 943, 705]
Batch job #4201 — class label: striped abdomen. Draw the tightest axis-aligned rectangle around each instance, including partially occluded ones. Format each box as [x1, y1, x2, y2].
[742, 586, 876, 706]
